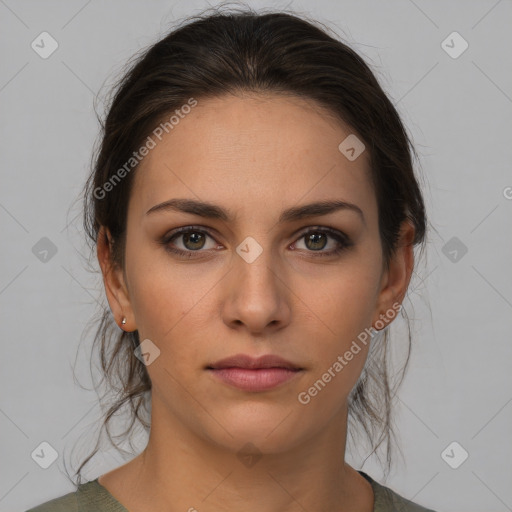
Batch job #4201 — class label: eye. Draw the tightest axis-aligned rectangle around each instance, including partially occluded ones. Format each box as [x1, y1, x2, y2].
[161, 226, 219, 258]
[160, 225, 352, 259]
[292, 227, 352, 257]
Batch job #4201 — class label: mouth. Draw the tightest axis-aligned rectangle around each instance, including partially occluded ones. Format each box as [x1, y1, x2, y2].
[205, 353, 303, 392]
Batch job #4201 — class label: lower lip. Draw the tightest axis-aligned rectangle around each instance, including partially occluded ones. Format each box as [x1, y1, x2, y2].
[207, 368, 302, 391]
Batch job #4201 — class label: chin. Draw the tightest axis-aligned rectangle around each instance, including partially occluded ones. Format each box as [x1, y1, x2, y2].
[201, 407, 306, 455]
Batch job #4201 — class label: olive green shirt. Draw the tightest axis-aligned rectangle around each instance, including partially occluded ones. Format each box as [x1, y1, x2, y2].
[26, 471, 437, 511]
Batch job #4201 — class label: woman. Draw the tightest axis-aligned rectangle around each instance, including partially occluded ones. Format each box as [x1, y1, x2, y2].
[27, 6, 436, 512]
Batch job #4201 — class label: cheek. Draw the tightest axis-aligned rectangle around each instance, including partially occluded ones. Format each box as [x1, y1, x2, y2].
[305, 263, 379, 341]
[125, 246, 219, 362]
[127, 257, 174, 335]
[296, 260, 379, 395]
[297, 281, 373, 414]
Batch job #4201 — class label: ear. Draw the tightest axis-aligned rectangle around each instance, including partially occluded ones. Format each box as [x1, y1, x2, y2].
[372, 220, 415, 329]
[97, 226, 135, 331]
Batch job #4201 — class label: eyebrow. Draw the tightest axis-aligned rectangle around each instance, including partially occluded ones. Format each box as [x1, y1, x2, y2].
[145, 198, 365, 225]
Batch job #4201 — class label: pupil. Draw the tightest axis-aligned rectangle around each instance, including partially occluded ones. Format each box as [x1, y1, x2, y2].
[307, 233, 326, 251]
[184, 232, 204, 250]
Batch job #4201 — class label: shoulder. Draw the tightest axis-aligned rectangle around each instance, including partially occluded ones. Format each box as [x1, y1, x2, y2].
[25, 478, 126, 512]
[359, 471, 438, 512]
[25, 489, 80, 512]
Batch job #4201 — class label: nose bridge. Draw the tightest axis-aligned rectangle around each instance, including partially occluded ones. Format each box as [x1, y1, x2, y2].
[223, 234, 290, 332]
[233, 236, 281, 299]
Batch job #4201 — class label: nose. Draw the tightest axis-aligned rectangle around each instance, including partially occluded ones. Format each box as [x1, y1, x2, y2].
[221, 246, 292, 335]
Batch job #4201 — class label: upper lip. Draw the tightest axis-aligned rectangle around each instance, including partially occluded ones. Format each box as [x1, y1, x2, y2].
[207, 354, 302, 370]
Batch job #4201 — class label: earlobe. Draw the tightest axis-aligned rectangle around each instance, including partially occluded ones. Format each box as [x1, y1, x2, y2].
[97, 226, 135, 331]
[373, 220, 415, 329]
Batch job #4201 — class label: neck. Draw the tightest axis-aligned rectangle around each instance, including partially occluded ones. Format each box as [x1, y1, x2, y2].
[101, 395, 374, 512]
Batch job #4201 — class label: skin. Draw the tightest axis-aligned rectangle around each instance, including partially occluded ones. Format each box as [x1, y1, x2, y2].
[96, 92, 415, 512]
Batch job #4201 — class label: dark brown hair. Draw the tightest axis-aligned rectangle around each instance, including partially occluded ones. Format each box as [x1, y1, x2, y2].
[70, 4, 428, 485]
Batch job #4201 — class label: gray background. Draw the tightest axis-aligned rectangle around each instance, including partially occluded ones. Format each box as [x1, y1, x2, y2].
[1, 1, 511, 511]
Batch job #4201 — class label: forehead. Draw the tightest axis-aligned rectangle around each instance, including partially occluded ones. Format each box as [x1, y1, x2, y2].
[130, 93, 375, 222]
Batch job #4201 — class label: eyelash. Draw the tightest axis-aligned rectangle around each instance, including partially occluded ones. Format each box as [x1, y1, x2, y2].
[160, 225, 352, 259]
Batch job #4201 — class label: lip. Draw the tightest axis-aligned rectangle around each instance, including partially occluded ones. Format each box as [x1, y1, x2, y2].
[207, 367, 303, 392]
[206, 353, 304, 392]
[207, 353, 302, 371]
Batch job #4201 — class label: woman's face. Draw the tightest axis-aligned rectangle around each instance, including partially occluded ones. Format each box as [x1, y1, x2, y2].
[100, 93, 412, 454]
